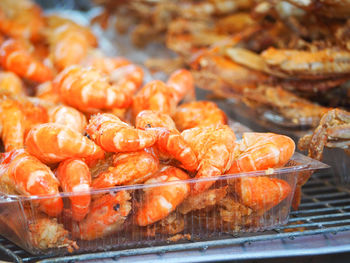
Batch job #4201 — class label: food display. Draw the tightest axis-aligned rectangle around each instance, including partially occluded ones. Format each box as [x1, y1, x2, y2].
[0, 0, 329, 256]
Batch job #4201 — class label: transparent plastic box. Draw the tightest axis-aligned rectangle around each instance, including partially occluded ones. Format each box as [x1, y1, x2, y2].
[0, 153, 328, 256]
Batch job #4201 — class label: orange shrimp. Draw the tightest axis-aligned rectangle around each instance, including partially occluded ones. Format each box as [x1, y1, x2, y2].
[136, 166, 190, 226]
[0, 149, 62, 216]
[0, 99, 25, 151]
[0, 39, 53, 83]
[135, 110, 198, 171]
[53, 65, 133, 112]
[48, 105, 87, 134]
[86, 113, 157, 153]
[0, 95, 49, 146]
[83, 55, 144, 90]
[45, 15, 97, 71]
[226, 133, 295, 174]
[72, 191, 131, 240]
[232, 176, 292, 213]
[56, 158, 91, 221]
[181, 125, 236, 194]
[110, 64, 144, 89]
[166, 69, 195, 104]
[92, 150, 159, 189]
[173, 101, 228, 131]
[0, 0, 44, 42]
[0, 71, 25, 96]
[132, 80, 177, 119]
[25, 123, 105, 164]
[35, 81, 61, 104]
[20, 98, 49, 135]
[135, 110, 178, 131]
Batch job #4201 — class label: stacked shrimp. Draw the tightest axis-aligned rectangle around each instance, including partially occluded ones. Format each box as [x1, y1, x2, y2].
[0, 0, 296, 252]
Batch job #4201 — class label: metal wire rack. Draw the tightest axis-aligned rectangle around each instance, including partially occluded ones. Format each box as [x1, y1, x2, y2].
[1, 170, 350, 263]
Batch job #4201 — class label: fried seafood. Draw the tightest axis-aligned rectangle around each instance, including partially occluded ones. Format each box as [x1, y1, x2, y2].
[242, 86, 331, 127]
[136, 166, 190, 226]
[82, 54, 144, 90]
[154, 212, 185, 235]
[0, 95, 49, 147]
[260, 47, 350, 79]
[298, 109, 350, 161]
[48, 105, 87, 134]
[96, 0, 254, 48]
[20, 98, 49, 134]
[135, 110, 198, 171]
[56, 159, 91, 222]
[190, 194, 255, 232]
[0, 0, 44, 42]
[217, 195, 253, 225]
[172, 101, 228, 131]
[181, 125, 236, 194]
[226, 47, 350, 84]
[133, 69, 195, 118]
[92, 150, 159, 188]
[72, 191, 131, 240]
[227, 132, 295, 174]
[25, 123, 104, 164]
[0, 39, 53, 83]
[0, 99, 25, 151]
[35, 81, 61, 104]
[190, 52, 268, 96]
[166, 69, 195, 104]
[45, 15, 97, 71]
[0, 71, 25, 96]
[0, 149, 62, 216]
[54, 65, 133, 112]
[86, 113, 157, 153]
[135, 110, 177, 131]
[132, 80, 177, 118]
[166, 19, 232, 56]
[27, 211, 78, 252]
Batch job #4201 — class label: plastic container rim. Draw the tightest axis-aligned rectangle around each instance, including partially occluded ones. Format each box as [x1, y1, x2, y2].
[0, 152, 329, 202]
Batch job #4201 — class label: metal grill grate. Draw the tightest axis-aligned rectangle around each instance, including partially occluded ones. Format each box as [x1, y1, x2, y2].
[1, 170, 350, 263]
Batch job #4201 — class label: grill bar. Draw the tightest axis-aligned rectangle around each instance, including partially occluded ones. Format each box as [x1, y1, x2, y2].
[34, 226, 350, 263]
[291, 205, 350, 214]
[288, 212, 350, 222]
[276, 219, 350, 229]
[299, 198, 350, 207]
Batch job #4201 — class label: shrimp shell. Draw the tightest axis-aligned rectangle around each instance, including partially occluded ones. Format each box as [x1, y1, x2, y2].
[56, 158, 91, 222]
[54, 65, 132, 112]
[86, 113, 157, 153]
[25, 123, 104, 164]
[0, 149, 63, 216]
[136, 166, 190, 226]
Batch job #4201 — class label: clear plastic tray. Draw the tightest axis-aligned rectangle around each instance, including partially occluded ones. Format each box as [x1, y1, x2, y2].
[0, 153, 328, 256]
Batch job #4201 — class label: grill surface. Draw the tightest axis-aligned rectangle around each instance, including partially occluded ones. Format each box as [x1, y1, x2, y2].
[1, 170, 350, 263]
